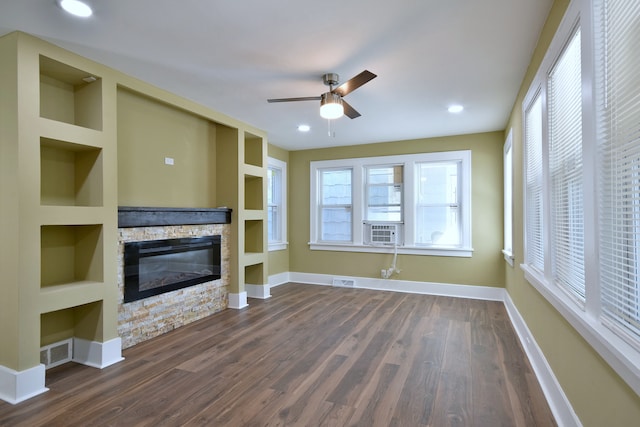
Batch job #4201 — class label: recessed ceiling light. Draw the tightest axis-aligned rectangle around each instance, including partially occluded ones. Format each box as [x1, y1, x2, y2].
[448, 105, 464, 113]
[298, 124, 311, 132]
[59, 0, 93, 18]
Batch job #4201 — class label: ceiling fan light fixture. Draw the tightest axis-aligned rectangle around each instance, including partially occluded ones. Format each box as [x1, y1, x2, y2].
[59, 0, 93, 17]
[320, 92, 344, 119]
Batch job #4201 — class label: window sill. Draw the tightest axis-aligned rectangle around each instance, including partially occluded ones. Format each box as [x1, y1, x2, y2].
[268, 242, 288, 252]
[309, 242, 473, 257]
[502, 249, 514, 267]
[520, 263, 640, 396]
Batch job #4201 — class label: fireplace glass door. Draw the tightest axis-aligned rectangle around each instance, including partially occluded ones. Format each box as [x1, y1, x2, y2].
[124, 235, 221, 303]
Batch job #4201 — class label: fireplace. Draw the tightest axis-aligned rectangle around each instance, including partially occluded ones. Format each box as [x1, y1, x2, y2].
[123, 235, 221, 303]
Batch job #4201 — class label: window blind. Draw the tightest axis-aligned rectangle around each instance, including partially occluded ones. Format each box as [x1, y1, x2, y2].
[415, 161, 461, 246]
[525, 94, 545, 272]
[267, 166, 281, 242]
[319, 168, 353, 242]
[548, 28, 585, 302]
[597, 0, 640, 343]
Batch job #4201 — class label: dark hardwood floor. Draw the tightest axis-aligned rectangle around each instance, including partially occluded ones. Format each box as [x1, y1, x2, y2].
[0, 283, 556, 426]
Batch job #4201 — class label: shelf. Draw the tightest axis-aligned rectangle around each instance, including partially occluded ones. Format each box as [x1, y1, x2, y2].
[242, 164, 263, 178]
[243, 209, 264, 221]
[41, 225, 103, 288]
[40, 137, 103, 207]
[38, 206, 106, 226]
[40, 55, 102, 131]
[39, 118, 105, 148]
[39, 281, 103, 314]
[242, 252, 265, 267]
[244, 175, 263, 211]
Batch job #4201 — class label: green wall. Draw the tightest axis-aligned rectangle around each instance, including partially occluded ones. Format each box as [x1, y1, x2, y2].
[0, 31, 21, 369]
[286, 131, 504, 286]
[117, 88, 217, 207]
[504, 0, 640, 425]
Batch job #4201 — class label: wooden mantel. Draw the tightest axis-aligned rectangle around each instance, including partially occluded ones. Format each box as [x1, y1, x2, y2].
[118, 206, 232, 228]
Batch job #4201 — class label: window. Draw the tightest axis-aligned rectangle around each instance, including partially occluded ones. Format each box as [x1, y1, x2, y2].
[267, 157, 287, 251]
[521, 0, 640, 394]
[365, 165, 403, 222]
[524, 92, 544, 273]
[318, 168, 353, 242]
[524, 25, 584, 294]
[310, 151, 472, 257]
[415, 161, 461, 246]
[596, 0, 640, 347]
[503, 130, 514, 265]
[548, 27, 584, 302]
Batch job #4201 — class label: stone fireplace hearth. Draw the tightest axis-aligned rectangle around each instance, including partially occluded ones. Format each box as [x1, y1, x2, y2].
[117, 207, 231, 349]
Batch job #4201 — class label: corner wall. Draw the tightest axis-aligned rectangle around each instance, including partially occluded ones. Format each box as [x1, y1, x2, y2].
[287, 131, 505, 287]
[504, 0, 640, 425]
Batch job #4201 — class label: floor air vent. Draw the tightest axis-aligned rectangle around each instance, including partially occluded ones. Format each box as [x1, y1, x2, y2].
[40, 338, 73, 369]
[332, 278, 355, 288]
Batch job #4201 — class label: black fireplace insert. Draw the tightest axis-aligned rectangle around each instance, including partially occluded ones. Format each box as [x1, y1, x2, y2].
[124, 235, 221, 303]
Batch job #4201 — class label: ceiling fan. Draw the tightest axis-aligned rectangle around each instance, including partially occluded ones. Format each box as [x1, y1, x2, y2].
[267, 70, 377, 119]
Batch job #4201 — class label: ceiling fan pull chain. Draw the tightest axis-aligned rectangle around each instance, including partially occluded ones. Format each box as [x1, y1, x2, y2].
[327, 119, 336, 138]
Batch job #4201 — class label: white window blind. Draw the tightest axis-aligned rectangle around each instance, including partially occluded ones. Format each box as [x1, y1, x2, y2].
[319, 168, 353, 242]
[520, 0, 640, 394]
[597, 0, 640, 344]
[548, 27, 585, 302]
[365, 165, 403, 222]
[415, 161, 461, 246]
[524, 93, 545, 273]
[267, 157, 287, 251]
[267, 166, 282, 243]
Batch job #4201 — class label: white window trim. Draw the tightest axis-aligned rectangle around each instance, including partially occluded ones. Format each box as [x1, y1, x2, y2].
[520, 0, 640, 396]
[267, 157, 287, 251]
[309, 151, 473, 257]
[503, 129, 514, 266]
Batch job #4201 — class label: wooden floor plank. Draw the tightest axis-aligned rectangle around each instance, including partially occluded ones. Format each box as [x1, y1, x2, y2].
[0, 283, 556, 426]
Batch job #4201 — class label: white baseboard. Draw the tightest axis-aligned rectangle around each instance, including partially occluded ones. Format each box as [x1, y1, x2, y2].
[268, 272, 290, 288]
[0, 363, 48, 404]
[246, 284, 271, 299]
[288, 271, 504, 301]
[1, 337, 124, 404]
[284, 271, 579, 426]
[503, 294, 582, 427]
[228, 291, 248, 309]
[73, 337, 124, 369]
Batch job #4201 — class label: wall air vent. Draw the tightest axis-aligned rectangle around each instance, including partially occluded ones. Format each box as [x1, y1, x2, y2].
[332, 278, 356, 288]
[40, 338, 73, 369]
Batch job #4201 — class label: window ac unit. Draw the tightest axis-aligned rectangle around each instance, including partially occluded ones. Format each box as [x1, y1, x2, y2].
[365, 223, 401, 246]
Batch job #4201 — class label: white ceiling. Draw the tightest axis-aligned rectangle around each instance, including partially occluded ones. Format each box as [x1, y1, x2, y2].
[0, 0, 553, 150]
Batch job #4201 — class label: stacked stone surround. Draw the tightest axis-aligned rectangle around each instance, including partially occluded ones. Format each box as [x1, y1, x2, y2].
[117, 224, 230, 349]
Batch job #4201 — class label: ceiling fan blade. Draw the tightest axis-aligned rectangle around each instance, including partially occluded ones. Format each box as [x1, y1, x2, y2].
[333, 70, 377, 97]
[342, 99, 361, 119]
[267, 96, 321, 103]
